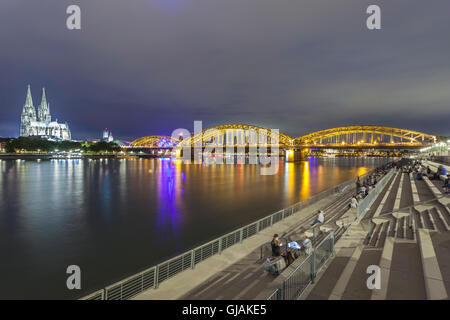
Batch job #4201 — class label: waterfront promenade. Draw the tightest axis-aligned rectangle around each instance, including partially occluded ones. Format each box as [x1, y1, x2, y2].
[131, 167, 379, 300]
[133, 196, 328, 300]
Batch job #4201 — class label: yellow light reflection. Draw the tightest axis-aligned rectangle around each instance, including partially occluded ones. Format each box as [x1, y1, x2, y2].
[300, 161, 310, 200]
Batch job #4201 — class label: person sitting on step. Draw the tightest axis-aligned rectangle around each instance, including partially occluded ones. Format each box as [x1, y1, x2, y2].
[271, 234, 281, 257]
[444, 174, 450, 194]
[300, 235, 312, 255]
[311, 210, 324, 226]
[350, 196, 358, 208]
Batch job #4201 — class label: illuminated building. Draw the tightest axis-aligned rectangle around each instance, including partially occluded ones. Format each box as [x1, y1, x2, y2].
[102, 128, 114, 142]
[20, 85, 71, 140]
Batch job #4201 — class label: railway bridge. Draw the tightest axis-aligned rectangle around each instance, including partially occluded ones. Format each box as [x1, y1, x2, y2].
[125, 125, 437, 161]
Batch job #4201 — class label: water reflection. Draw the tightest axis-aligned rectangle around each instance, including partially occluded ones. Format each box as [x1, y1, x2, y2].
[156, 159, 183, 235]
[0, 157, 386, 299]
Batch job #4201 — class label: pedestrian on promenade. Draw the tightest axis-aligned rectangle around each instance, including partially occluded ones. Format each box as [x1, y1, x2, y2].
[356, 177, 361, 193]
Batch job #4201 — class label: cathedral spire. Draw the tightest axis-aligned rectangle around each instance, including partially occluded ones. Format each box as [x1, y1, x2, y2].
[38, 87, 51, 122]
[25, 84, 33, 107]
[20, 85, 37, 136]
[41, 87, 47, 105]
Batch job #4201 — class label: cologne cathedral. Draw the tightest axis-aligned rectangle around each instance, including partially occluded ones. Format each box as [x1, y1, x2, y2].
[20, 85, 71, 140]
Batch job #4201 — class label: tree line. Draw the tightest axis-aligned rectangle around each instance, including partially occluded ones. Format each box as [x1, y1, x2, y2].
[4, 137, 121, 154]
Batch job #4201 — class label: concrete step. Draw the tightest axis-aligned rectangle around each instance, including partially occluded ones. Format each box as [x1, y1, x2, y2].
[381, 173, 403, 215]
[388, 217, 397, 237]
[429, 207, 449, 232]
[430, 178, 447, 195]
[393, 173, 405, 211]
[414, 179, 436, 202]
[410, 173, 421, 204]
[386, 240, 427, 300]
[414, 207, 425, 229]
[371, 237, 395, 300]
[364, 172, 398, 219]
[436, 201, 450, 227]
[417, 229, 448, 300]
[363, 223, 376, 245]
[341, 248, 383, 300]
[422, 210, 436, 230]
[376, 222, 390, 248]
[400, 173, 414, 208]
[429, 231, 450, 298]
[405, 215, 415, 240]
[396, 217, 405, 239]
[329, 245, 364, 300]
[424, 177, 445, 198]
[368, 223, 383, 247]
[372, 172, 401, 218]
[305, 247, 355, 300]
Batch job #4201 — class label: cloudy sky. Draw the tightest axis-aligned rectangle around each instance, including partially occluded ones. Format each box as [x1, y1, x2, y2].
[0, 0, 449, 140]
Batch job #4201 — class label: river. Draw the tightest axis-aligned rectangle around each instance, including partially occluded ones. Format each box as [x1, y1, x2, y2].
[0, 157, 387, 299]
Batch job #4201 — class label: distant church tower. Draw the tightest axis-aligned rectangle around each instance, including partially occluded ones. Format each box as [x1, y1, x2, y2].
[20, 85, 37, 136]
[37, 87, 51, 123]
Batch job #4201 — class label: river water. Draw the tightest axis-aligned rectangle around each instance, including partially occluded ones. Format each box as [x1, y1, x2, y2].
[0, 157, 387, 299]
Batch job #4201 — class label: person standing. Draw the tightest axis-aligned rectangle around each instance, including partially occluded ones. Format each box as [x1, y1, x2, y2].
[356, 177, 361, 193]
[271, 234, 281, 257]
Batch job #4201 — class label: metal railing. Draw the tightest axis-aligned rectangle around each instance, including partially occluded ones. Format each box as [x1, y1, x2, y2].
[82, 168, 378, 300]
[356, 169, 395, 218]
[270, 231, 335, 300]
[267, 288, 281, 301]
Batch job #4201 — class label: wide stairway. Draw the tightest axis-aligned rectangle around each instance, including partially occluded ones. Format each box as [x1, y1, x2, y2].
[305, 166, 450, 300]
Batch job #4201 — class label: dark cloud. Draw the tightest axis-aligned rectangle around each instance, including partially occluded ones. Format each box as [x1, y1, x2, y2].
[0, 0, 449, 140]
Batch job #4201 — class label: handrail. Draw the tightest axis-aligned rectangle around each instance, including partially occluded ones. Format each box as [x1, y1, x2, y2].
[356, 169, 395, 219]
[271, 231, 335, 300]
[81, 165, 386, 300]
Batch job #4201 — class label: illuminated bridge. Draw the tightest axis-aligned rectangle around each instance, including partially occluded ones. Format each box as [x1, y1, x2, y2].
[126, 125, 437, 159]
[295, 125, 436, 147]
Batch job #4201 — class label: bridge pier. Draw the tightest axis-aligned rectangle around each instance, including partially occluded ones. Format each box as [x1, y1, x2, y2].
[286, 148, 308, 162]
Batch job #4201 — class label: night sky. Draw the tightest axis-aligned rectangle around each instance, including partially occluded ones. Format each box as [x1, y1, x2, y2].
[0, 0, 449, 141]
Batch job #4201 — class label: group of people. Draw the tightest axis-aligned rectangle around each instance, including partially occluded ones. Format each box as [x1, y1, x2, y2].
[433, 164, 450, 193]
[410, 161, 428, 180]
[268, 233, 312, 268]
[350, 161, 399, 208]
[409, 160, 448, 184]
[350, 173, 379, 207]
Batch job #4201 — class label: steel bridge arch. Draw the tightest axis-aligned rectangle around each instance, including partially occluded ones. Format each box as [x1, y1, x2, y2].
[129, 135, 180, 148]
[178, 124, 295, 147]
[294, 125, 436, 145]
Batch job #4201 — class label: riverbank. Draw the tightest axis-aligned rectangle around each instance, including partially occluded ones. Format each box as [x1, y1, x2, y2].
[0, 153, 122, 160]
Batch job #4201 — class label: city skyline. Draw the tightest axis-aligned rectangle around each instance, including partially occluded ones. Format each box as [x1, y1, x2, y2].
[1, 1, 449, 141]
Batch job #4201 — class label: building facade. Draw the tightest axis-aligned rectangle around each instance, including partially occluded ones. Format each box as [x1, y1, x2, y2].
[20, 85, 71, 140]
